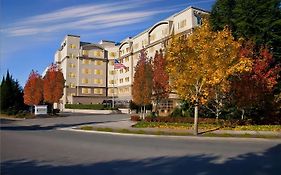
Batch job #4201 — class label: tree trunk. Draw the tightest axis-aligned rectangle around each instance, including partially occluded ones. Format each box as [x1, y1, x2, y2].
[241, 109, 245, 120]
[194, 102, 199, 136]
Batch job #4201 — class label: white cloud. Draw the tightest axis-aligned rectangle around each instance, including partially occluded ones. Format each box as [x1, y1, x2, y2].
[2, 0, 173, 37]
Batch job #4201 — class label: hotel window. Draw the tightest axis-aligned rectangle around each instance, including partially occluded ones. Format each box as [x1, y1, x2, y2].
[125, 67, 129, 72]
[94, 69, 102, 75]
[82, 50, 88, 56]
[82, 78, 89, 84]
[69, 83, 76, 88]
[125, 77, 129, 82]
[69, 53, 75, 59]
[68, 72, 76, 78]
[94, 50, 102, 57]
[82, 59, 91, 64]
[119, 69, 124, 74]
[119, 78, 123, 83]
[94, 88, 103, 95]
[110, 52, 116, 58]
[69, 63, 76, 68]
[70, 44, 76, 49]
[94, 78, 103, 84]
[109, 60, 114, 66]
[94, 60, 102, 66]
[82, 68, 91, 74]
[110, 70, 115, 75]
[125, 57, 129, 62]
[82, 88, 91, 94]
[109, 80, 114, 84]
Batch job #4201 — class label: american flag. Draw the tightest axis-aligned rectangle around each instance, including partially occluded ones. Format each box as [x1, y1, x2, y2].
[114, 59, 126, 69]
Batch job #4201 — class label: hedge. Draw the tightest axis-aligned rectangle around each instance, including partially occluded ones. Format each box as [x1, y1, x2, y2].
[65, 104, 105, 110]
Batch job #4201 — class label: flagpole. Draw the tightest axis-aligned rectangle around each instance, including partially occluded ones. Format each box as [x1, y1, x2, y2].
[112, 64, 115, 109]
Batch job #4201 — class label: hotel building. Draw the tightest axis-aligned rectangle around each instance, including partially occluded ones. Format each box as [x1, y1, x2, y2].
[54, 6, 209, 111]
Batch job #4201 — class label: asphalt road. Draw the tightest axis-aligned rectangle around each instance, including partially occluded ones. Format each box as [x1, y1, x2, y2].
[1, 114, 281, 175]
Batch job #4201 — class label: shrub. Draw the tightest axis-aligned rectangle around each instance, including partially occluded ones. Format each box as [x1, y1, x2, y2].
[131, 115, 141, 121]
[170, 107, 182, 117]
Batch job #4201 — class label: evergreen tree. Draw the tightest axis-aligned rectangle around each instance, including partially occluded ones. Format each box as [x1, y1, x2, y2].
[0, 71, 25, 114]
[210, 0, 281, 61]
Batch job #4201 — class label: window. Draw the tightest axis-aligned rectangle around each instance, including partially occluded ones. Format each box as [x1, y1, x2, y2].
[110, 52, 116, 58]
[94, 69, 102, 75]
[68, 72, 76, 78]
[94, 79, 103, 84]
[119, 78, 123, 83]
[82, 59, 91, 64]
[82, 50, 88, 56]
[82, 88, 91, 94]
[82, 68, 91, 74]
[126, 47, 129, 53]
[110, 70, 116, 75]
[70, 44, 76, 49]
[125, 77, 129, 82]
[94, 88, 103, 95]
[94, 50, 102, 57]
[125, 67, 129, 72]
[69, 83, 76, 88]
[109, 80, 114, 84]
[125, 57, 129, 62]
[119, 69, 124, 74]
[109, 60, 114, 66]
[69, 53, 75, 59]
[69, 63, 75, 68]
[82, 78, 89, 84]
[94, 60, 102, 66]
[196, 15, 202, 25]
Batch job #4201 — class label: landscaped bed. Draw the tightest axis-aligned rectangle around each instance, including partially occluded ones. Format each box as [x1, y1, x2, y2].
[133, 121, 281, 131]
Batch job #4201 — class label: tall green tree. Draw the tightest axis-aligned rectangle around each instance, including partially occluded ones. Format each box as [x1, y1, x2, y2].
[132, 49, 153, 117]
[210, 0, 281, 61]
[1, 71, 25, 114]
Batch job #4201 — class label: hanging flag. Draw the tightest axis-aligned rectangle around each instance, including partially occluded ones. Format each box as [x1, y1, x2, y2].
[114, 59, 126, 69]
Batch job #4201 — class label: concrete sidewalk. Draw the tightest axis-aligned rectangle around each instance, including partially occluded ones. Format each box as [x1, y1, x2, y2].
[73, 119, 281, 137]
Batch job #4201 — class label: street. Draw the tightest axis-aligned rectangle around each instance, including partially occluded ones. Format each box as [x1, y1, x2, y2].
[1, 114, 281, 175]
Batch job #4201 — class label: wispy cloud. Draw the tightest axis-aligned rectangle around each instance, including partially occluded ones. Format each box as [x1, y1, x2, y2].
[2, 0, 178, 37]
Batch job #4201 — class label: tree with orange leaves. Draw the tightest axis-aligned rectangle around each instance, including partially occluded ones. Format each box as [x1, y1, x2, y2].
[132, 49, 153, 117]
[43, 64, 64, 110]
[23, 70, 43, 106]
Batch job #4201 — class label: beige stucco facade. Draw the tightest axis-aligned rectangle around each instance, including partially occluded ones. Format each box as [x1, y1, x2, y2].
[54, 6, 208, 110]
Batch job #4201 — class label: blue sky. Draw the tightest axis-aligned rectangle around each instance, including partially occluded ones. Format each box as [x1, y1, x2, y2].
[0, 0, 215, 87]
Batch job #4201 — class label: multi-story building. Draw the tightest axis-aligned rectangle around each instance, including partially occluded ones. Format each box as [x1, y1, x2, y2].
[54, 6, 208, 111]
[54, 35, 119, 106]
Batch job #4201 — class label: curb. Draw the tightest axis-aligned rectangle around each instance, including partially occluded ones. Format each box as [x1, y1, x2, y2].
[57, 127, 281, 142]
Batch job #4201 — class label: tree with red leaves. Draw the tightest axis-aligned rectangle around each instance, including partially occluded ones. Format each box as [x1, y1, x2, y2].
[43, 64, 65, 109]
[231, 47, 280, 119]
[152, 49, 169, 115]
[24, 70, 43, 106]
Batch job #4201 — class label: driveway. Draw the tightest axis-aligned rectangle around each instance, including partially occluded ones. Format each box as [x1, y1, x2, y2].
[1, 114, 281, 175]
